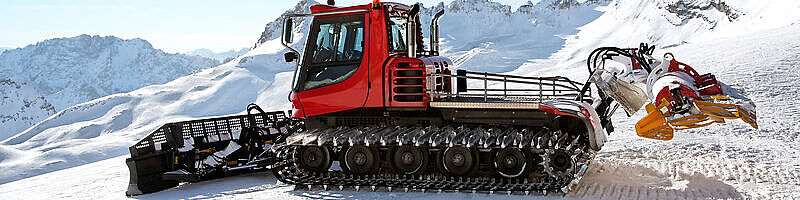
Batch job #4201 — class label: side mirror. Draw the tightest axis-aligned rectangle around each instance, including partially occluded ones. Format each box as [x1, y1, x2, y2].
[283, 18, 294, 44]
[284, 52, 298, 62]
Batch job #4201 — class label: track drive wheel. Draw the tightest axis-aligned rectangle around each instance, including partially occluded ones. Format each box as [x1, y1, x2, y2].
[392, 146, 428, 174]
[342, 145, 379, 173]
[541, 148, 576, 180]
[295, 146, 332, 172]
[494, 148, 527, 178]
[441, 146, 477, 176]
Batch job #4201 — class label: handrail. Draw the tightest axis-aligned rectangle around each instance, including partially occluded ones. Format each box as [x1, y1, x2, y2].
[429, 70, 591, 103]
[433, 73, 582, 90]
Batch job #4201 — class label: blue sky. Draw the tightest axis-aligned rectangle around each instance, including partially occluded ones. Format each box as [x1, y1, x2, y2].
[0, 0, 535, 53]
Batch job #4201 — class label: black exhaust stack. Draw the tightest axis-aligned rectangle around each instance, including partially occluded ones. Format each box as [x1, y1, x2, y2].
[430, 9, 445, 55]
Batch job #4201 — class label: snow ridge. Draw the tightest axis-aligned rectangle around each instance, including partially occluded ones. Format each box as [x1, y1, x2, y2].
[253, 0, 319, 48]
[185, 48, 251, 63]
[0, 80, 56, 140]
[512, 0, 800, 80]
[662, 0, 742, 25]
[417, 0, 610, 72]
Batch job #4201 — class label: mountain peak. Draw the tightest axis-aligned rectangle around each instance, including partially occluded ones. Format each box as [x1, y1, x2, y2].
[661, 0, 742, 24]
[448, 0, 512, 15]
[0, 35, 219, 110]
[253, 0, 320, 48]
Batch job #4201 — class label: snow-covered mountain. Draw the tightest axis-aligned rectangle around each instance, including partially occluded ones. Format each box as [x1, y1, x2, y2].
[0, 0, 316, 184]
[0, 80, 56, 140]
[185, 48, 250, 63]
[513, 0, 800, 78]
[1, 0, 800, 198]
[0, 48, 11, 54]
[428, 0, 609, 72]
[0, 35, 220, 110]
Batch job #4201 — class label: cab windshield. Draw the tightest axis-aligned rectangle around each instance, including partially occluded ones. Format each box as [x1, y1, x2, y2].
[297, 14, 365, 91]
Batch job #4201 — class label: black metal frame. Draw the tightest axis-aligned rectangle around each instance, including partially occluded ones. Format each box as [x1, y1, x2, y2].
[130, 111, 289, 157]
[126, 109, 291, 195]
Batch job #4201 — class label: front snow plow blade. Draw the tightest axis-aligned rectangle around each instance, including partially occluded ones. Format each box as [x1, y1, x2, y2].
[126, 104, 294, 196]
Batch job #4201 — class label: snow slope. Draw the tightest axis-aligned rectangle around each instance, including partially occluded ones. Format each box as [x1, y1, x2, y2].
[0, 80, 56, 140]
[185, 48, 251, 63]
[512, 0, 800, 79]
[0, 35, 220, 110]
[0, 0, 316, 185]
[2, 16, 797, 200]
[423, 0, 609, 72]
[563, 23, 800, 199]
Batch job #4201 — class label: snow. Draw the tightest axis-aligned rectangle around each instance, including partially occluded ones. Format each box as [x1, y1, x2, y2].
[0, 80, 56, 140]
[511, 0, 800, 80]
[420, 0, 609, 72]
[0, 35, 220, 110]
[0, 11, 309, 184]
[2, 0, 800, 199]
[185, 48, 251, 63]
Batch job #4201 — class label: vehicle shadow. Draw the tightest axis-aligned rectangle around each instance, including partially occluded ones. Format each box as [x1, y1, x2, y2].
[129, 159, 743, 200]
[566, 160, 744, 199]
[130, 173, 292, 200]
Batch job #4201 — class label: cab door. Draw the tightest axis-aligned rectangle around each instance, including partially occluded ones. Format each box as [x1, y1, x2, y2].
[293, 14, 369, 117]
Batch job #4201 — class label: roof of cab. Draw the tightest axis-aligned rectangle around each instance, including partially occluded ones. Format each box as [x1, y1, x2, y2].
[310, 4, 372, 14]
[309, 2, 412, 14]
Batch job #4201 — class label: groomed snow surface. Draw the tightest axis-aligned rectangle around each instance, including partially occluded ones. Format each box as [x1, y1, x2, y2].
[2, 0, 800, 199]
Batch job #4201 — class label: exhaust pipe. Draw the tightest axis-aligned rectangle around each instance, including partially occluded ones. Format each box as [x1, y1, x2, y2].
[430, 9, 445, 55]
[407, 4, 420, 58]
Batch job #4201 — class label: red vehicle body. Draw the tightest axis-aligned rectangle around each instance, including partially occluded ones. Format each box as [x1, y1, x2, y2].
[289, 3, 453, 119]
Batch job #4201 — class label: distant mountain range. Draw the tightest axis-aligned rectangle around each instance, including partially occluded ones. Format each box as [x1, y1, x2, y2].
[0, 34, 220, 110]
[185, 48, 250, 63]
[0, 34, 220, 140]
